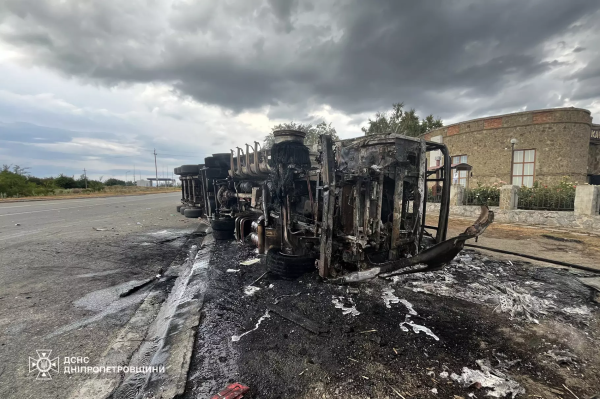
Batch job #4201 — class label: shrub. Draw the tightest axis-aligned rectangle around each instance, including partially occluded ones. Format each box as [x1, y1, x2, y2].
[464, 182, 500, 206]
[518, 178, 576, 210]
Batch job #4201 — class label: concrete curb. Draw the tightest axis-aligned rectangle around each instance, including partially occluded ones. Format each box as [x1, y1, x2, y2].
[140, 232, 214, 398]
[68, 226, 212, 399]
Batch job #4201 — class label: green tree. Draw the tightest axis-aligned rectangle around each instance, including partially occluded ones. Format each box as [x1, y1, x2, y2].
[104, 178, 126, 186]
[264, 121, 339, 148]
[54, 174, 78, 189]
[0, 169, 37, 197]
[361, 102, 443, 137]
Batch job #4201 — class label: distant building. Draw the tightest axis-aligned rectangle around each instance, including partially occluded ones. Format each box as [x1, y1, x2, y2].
[422, 107, 600, 187]
[136, 179, 151, 187]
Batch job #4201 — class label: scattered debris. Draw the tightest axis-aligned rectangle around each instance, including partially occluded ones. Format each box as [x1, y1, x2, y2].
[14, 223, 20, 226]
[430, 387, 438, 394]
[545, 349, 578, 365]
[439, 371, 449, 379]
[92, 227, 108, 231]
[249, 271, 269, 286]
[240, 258, 261, 266]
[273, 292, 301, 304]
[541, 234, 583, 244]
[399, 316, 439, 341]
[332, 296, 360, 316]
[268, 304, 329, 334]
[118, 277, 156, 298]
[451, 359, 525, 398]
[562, 384, 580, 399]
[136, 222, 142, 225]
[226, 269, 240, 273]
[210, 382, 250, 399]
[232, 310, 270, 342]
[243, 286, 261, 296]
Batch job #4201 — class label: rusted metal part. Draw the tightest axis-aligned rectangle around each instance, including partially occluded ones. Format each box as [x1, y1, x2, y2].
[257, 219, 265, 254]
[330, 206, 494, 284]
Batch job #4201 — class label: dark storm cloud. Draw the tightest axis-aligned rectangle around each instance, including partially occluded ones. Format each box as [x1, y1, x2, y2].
[1, 0, 599, 121]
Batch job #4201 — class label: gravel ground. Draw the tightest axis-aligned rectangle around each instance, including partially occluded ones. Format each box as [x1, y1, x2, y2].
[185, 241, 600, 399]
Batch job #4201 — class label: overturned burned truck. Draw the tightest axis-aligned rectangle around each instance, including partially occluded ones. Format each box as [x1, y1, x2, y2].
[174, 130, 493, 281]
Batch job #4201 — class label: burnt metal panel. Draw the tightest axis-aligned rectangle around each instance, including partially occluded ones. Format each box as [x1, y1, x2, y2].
[319, 135, 336, 278]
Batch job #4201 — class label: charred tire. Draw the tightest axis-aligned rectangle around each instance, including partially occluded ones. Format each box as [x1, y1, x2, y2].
[179, 165, 199, 175]
[212, 153, 231, 169]
[176, 204, 183, 212]
[210, 217, 235, 231]
[205, 168, 229, 179]
[184, 207, 203, 218]
[212, 229, 233, 240]
[266, 248, 316, 280]
[204, 157, 219, 168]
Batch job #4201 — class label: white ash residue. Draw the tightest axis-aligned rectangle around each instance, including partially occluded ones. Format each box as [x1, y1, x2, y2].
[400, 316, 439, 341]
[562, 305, 590, 316]
[451, 359, 525, 398]
[332, 296, 361, 316]
[232, 309, 270, 342]
[382, 288, 400, 308]
[391, 251, 594, 323]
[244, 285, 261, 296]
[399, 299, 418, 316]
[382, 288, 418, 315]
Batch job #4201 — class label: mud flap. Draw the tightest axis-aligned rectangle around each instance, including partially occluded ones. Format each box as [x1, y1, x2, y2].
[331, 205, 494, 284]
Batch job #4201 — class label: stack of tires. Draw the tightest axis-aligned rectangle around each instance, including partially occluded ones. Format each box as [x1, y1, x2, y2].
[176, 164, 205, 218]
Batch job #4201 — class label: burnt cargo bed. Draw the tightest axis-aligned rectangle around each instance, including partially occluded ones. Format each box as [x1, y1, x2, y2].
[184, 242, 600, 399]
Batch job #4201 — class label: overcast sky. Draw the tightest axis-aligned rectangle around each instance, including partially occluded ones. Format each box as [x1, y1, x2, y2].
[1, 0, 599, 180]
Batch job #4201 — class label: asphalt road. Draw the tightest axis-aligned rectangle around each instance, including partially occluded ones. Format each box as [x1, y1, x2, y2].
[0, 193, 199, 398]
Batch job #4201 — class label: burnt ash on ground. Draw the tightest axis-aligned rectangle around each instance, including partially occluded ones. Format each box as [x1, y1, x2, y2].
[185, 243, 600, 399]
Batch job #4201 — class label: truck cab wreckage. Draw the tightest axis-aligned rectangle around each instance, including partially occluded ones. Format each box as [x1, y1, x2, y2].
[175, 130, 493, 282]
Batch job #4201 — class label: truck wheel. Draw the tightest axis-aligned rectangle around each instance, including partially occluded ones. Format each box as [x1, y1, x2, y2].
[210, 217, 235, 231]
[180, 165, 199, 175]
[266, 248, 316, 280]
[184, 207, 203, 218]
[212, 229, 233, 240]
[212, 153, 231, 169]
[204, 156, 219, 168]
[205, 168, 229, 179]
[176, 204, 183, 212]
[180, 206, 187, 215]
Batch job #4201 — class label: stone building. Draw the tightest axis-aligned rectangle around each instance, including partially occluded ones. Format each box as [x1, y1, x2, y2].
[422, 107, 600, 188]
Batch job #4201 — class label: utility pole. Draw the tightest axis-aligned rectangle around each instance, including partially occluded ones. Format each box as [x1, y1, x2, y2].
[83, 168, 87, 189]
[133, 165, 136, 183]
[153, 149, 158, 188]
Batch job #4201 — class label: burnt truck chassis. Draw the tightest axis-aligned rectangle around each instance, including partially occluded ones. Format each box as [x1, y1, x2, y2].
[174, 130, 492, 281]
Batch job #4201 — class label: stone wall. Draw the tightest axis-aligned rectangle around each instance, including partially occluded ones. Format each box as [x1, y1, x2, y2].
[427, 203, 600, 232]
[423, 108, 593, 186]
[589, 143, 600, 175]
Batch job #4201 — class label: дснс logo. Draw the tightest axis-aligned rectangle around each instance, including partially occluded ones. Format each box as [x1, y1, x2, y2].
[29, 350, 59, 380]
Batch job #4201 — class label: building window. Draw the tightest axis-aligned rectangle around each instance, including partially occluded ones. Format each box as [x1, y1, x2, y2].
[452, 155, 468, 187]
[512, 149, 535, 187]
